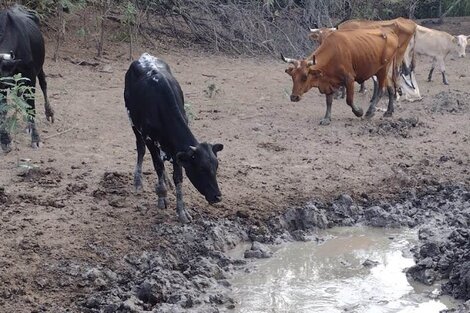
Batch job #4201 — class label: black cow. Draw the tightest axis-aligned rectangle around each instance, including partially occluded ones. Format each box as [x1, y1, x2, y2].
[124, 53, 223, 223]
[0, 5, 54, 152]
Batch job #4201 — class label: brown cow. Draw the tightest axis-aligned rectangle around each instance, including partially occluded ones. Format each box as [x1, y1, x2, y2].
[283, 28, 399, 125]
[309, 18, 420, 100]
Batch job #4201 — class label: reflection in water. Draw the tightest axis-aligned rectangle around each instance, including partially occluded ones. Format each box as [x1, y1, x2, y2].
[231, 227, 458, 313]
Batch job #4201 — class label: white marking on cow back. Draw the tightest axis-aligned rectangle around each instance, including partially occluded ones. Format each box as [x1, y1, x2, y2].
[0, 53, 12, 60]
[138, 53, 168, 75]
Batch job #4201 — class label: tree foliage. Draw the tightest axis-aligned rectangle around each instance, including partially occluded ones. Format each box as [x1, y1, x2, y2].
[4, 0, 469, 57]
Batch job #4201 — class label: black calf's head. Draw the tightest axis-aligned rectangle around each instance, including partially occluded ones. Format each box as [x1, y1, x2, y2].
[176, 143, 224, 204]
[0, 52, 21, 78]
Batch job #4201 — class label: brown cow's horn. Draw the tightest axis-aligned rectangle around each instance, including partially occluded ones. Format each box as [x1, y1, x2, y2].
[280, 53, 298, 65]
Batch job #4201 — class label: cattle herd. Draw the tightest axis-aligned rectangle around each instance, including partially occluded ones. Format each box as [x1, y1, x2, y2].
[0, 5, 468, 223]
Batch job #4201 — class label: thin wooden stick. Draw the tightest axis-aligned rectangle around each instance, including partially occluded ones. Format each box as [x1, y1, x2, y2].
[43, 126, 77, 140]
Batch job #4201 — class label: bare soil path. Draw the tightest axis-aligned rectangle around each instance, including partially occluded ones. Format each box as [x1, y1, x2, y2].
[0, 19, 469, 312]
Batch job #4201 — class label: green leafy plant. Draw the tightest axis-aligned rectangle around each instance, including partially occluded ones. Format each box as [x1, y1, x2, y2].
[203, 83, 220, 99]
[0, 74, 35, 139]
[122, 1, 138, 60]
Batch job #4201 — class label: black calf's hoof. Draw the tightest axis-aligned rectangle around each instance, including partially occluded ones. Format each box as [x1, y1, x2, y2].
[1, 143, 11, 153]
[178, 209, 192, 224]
[383, 111, 393, 118]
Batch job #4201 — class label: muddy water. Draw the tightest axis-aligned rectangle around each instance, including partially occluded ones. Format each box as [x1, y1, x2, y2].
[231, 227, 460, 313]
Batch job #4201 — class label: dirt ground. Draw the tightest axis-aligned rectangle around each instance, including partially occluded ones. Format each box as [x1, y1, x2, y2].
[0, 17, 469, 312]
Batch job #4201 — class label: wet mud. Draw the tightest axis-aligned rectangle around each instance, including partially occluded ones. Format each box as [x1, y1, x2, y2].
[26, 182, 464, 313]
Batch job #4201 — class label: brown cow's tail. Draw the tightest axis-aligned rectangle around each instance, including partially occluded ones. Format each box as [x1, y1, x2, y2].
[410, 31, 417, 73]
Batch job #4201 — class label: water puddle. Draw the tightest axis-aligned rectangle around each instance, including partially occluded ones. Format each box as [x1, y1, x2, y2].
[231, 227, 460, 313]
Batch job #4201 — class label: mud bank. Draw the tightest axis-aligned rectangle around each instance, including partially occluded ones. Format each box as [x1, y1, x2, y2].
[59, 182, 469, 313]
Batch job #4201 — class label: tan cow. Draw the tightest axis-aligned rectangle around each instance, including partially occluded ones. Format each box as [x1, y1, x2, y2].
[283, 28, 399, 125]
[413, 25, 469, 85]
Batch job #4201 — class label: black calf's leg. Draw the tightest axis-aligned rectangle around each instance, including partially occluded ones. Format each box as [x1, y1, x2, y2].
[384, 86, 395, 117]
[132, 127, 145, 191]
[173, 163, 192, 224]
[146, 139, 168, 210]
[38, 69, 54, 123]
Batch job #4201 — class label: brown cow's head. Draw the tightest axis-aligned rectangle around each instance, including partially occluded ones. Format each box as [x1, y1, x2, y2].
[282, 55, 313, 102]
[308, 27, 336, 44]
[282, 54, 333, 101]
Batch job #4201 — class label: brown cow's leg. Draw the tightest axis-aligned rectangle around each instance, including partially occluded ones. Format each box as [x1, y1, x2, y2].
[366, 72, 386, 119]
[320, 94, 333, 125]
[368, 76, 379, 105]
[345, 80, 363, 117]
[383, 86, 395, 117]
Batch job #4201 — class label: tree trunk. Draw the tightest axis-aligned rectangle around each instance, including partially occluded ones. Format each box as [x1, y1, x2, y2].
[53, 3, 63, 62]
[97, 1, 108, 57]
[439, 0, 463, 23]
[128, 23, 133, 61]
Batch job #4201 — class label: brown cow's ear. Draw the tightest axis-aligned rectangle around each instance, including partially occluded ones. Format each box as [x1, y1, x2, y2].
[309, 33, 319, 41]
[285, 68, 293, 75]
[309, 68, 323, 78]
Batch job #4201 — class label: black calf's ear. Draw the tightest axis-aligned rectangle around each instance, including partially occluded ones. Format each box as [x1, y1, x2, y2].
[176, 151, 191, 165]
[212, 144, 224, 154]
